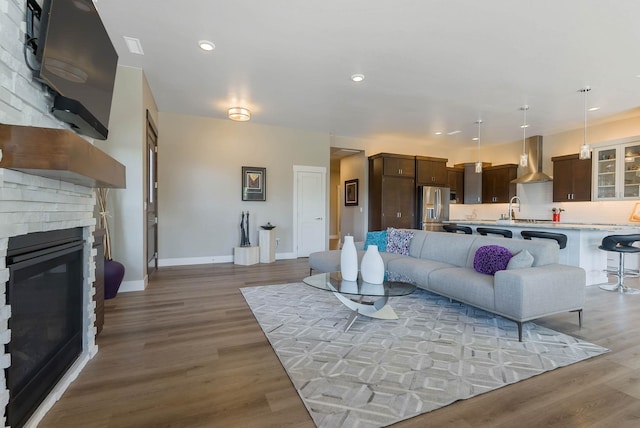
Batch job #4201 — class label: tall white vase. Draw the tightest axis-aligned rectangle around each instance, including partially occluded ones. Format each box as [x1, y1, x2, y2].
[340, 235, 358, 281]
[361, 245, 385, 284]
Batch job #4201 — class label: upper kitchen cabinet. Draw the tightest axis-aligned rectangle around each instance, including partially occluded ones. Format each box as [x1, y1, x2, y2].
[593, 139, 640, 200]
[379, 153, 416, 177]
[368, 153, 416, 230]
[446, 167, 464, 204]
[552, 154, 591, 202]
[482, 164, 517, 203]
[416, 156, 448, 186]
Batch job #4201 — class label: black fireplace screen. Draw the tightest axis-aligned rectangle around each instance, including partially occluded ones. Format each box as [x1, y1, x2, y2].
[5, 228, 84, 428]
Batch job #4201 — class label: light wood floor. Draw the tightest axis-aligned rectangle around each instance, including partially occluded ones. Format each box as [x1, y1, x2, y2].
[39, 259, 640, 428]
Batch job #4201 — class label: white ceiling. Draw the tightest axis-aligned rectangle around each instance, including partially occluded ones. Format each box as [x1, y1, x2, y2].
[95, 0, 640, 149]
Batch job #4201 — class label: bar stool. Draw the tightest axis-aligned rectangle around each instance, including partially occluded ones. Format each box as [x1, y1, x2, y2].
[520, 230, 567, 249]
[476, 227, 513, 238]
[598, 234, 640, 294]
[443, 224, 473, 234]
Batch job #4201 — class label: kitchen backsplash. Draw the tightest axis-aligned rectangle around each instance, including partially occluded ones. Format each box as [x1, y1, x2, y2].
[450, 182, 640, 225]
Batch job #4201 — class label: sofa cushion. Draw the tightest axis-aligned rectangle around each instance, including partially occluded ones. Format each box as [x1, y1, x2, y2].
[466, 236, 559, 267]
[507, 249, 534, 270]
[386, 228, 414, 255]
[473, 245, 512, 275]
[419, 232, 475, 267]
[386, 256, 453, 289]
[365, 231, 387, 251]
[429, 267, 497, 311]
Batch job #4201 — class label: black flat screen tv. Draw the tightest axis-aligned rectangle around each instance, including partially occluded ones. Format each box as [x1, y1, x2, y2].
[28, 0, 118, 140]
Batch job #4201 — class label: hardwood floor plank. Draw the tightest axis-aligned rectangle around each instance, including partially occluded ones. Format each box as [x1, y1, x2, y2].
[37, 259, 640, 427]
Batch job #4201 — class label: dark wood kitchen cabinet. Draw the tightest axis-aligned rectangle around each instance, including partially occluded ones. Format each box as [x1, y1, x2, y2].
[446, 167, 464, 204]
[482, 164, 518, 203]
[416, 156, 448, 185]
[380, 153, 415, 177]
[552, 154, 592, 202]
[369, 154, 416, 230]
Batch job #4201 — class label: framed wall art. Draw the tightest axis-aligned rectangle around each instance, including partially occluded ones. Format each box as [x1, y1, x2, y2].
[344, 178, 359, 206]
[242, 166, 266, 201]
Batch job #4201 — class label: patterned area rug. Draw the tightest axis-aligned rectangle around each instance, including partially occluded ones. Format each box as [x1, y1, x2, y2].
[241, 283, 608, 428]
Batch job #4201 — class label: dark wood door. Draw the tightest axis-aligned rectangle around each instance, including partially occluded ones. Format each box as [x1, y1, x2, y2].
[381, 176, 415, 229]
[553, 158, 574, 202]
[146, 111, 158, 275]
[571, 158, 592, 201]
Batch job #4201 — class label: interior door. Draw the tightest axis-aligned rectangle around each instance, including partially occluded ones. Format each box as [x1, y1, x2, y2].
[295, 166, 327, 257]
[146, 111, 158, 275]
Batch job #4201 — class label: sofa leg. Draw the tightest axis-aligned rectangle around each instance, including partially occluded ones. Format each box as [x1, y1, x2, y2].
[569, 309, 583, 329]
[517, 322, 523, 342]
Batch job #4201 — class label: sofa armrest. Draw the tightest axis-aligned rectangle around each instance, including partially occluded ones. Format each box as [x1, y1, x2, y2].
[494, 264, 586, 321]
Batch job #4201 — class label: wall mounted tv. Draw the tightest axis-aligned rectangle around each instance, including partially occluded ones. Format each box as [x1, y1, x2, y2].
[26, 0, 118, 140]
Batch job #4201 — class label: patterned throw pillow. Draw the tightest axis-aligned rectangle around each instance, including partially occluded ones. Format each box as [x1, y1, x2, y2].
[364, 231, 387, 252]
[386, 228, 414, 255]
[507, 249, 534, 270]
[473, 245, 512, 275]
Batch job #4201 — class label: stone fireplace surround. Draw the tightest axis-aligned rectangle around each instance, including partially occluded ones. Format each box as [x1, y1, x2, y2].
[0, 167, 98, 427]
[0, 124, 126, 427]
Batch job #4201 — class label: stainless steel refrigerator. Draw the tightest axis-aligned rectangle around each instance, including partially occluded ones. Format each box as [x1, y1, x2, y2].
[418, 186, 450, 231]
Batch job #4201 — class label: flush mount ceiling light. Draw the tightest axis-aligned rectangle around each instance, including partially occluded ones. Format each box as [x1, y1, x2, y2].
[350, 74, 365, 82]
[447, 130, 461, 135]
[578, 87, 592, 160]
[228, 107, 251, 122]
[198, 40, 215, 51]
[519, 105, 529, 168]
[475, 120, 483, 173]
[123, 36, 144, 55]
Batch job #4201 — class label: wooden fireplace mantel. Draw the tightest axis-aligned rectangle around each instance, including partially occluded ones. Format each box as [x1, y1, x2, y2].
[0, 124, 126, 188]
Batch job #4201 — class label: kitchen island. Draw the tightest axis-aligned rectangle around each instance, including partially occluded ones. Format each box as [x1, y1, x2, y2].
[446, 220, 639, 285]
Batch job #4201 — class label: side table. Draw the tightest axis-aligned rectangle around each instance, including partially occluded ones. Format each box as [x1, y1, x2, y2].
[234, 246, 259, 266]
[259, 229, 276, 263]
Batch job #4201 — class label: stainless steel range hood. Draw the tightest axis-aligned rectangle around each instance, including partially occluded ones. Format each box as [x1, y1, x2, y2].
[511, 135, 553, 183]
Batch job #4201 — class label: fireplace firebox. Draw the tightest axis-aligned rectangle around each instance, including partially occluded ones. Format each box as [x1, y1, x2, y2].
[5, 228, 85, 428]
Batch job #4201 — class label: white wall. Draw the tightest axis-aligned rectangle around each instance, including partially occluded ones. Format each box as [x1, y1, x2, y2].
[94, 66, 158, 291]
[157, 112, 329, 265]
[340, 152, 367, 241]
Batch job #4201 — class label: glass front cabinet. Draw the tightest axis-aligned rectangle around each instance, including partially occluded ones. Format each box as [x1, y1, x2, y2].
[593, 139, 640, 200]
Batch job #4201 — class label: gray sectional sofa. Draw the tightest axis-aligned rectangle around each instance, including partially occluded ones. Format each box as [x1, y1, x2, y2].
[308, 229, 586, 341]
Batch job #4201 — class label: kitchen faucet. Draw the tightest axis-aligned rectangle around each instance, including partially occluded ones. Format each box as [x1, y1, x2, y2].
[509, 196, 521, 220]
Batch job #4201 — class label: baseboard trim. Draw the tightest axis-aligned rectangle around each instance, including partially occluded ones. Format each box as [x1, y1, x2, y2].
[158, 253, 297, 267]
[118, 279, 147, 293]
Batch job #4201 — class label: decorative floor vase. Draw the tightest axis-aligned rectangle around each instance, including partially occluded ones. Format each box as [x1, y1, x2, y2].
[104, 259, 125, 299]
[361, 245, 384, 284]
[340, 235, 358, 281]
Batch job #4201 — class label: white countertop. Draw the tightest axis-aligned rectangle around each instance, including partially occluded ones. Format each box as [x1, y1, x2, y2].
[446, 220, 640, 231]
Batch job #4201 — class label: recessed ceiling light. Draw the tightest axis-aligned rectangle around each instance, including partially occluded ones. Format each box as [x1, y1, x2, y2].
[588, 106, 600, 111]
[123, 36, 144, 55]
[198, 40, 215, 51]
[520, 124, 530, 128]
[472, 137, 479, 141]
[434, 131, 443, 135]
[447, 130, 461, 135]
[351, 74, 365, 82]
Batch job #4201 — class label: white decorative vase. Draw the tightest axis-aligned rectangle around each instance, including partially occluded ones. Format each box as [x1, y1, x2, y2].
[361, 245, 385, 284]
[340, 235, 358, 281]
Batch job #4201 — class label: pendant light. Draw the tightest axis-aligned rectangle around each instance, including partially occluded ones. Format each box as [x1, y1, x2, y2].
[519, 105, 529, 168]
[474, 120, 483, 173]
[578, 87, 591, 160]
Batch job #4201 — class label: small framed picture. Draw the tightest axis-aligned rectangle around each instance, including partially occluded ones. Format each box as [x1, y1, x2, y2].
[344, 178, 359, 206]
[242, 166, 266, 201]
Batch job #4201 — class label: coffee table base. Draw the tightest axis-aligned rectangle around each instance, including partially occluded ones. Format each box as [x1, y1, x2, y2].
[328, 284, 398, 332]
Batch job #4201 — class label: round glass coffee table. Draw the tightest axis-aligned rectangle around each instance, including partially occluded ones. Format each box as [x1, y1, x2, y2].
[303, 271, 416, 332]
